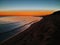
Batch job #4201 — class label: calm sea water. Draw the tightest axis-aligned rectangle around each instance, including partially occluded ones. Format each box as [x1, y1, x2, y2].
[0, 16, 41, 42]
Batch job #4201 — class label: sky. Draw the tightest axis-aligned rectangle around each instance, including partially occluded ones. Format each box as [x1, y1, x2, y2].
[0, 0, 60, 11]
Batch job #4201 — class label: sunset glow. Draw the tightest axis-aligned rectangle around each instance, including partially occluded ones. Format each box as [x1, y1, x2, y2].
[0, 0, 60, 16]
[0, 10, 54, 16]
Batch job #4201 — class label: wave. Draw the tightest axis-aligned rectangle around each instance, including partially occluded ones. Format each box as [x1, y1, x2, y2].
[0, 16, 41, 42]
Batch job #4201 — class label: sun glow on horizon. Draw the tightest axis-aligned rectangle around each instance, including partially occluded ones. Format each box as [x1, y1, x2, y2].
[0, 10, 54, 16]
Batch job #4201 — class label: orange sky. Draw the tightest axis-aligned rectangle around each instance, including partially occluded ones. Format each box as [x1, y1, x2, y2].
[0, 10, 54, 16]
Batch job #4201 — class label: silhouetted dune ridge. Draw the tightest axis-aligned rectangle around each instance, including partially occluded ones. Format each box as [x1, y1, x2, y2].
[52, 11, 60, 15]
